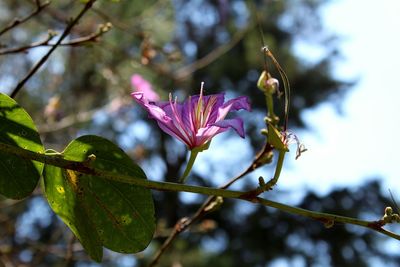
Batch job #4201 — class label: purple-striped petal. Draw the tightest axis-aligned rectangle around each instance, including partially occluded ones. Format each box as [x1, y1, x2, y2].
[197, 117, 245, 144]
[131, 92, 169, 123]
[213, 118, 245, 137]
[216, 96, 251, 121]
[132, 92, 191, 146]
[222, 96, 251, 111]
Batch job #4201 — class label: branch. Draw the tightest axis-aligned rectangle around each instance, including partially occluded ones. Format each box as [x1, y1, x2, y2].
[173, 21, 255, 81]
[1, 142, 399, 243]
[0, 0, 51, 37]
[0, 23, 112, 56]
[0, 30, 57, 55]
[149, 142, 274, 266]
[92, 0, 165, 33]
[39, 108, 98, 134]
[38, 95, 125, 134]
[10, 0, 97, 99]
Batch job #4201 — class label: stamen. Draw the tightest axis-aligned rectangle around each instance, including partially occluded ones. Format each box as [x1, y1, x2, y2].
[200, 81, 204, 96]
[195, 82, 205, 130]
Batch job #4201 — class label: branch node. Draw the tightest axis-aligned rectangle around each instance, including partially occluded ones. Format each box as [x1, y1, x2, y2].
[83, 154, 97, 166]
[204, 196, 224, 212]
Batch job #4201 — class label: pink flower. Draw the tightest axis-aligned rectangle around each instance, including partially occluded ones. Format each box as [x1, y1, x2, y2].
[131, 74, 160, 102]
[131, 83, 251, 150]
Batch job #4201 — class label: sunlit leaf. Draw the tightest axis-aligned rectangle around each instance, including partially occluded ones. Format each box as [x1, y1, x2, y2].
[43, 135, 155, 262]
[0, 93, 44, 199]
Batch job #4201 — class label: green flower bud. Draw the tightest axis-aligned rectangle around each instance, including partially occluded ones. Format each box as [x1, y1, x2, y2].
[257, 71, 279, 95]
[257, 71, 268, 91]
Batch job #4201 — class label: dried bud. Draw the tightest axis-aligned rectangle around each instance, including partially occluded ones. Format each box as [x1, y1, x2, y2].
[385, 206, 393, 216]
[47, 29, 58, 38]
[260, 128, 268, 136]
[324, 219, 335, 229]
[98, 22, 112, 33]
[204, 196, 224, 212]
[44, 95, 62, 122]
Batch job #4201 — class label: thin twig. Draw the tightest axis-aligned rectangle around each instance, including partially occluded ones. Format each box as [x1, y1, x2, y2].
[64, 235, 76, 267]
[0, 23, 111, 56]
[0, 31, 57, 55]
[39, 108, 98, 134]
[92, 0, 166, 33]
[173, 21, 255, 81]
[148, 143, 273, 266]
[0, 0, 51, 37]
[10, 0, 97, 99]
[38, 95, 127, 134]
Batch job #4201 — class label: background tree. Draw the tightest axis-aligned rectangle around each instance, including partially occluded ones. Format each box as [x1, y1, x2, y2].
[0, 0, 397, 266]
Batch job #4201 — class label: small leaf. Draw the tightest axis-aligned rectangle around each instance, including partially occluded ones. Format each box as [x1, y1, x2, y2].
[0, 93, 44, 199]
[43, 135, 155, 262]
[267, 122, 289, 152]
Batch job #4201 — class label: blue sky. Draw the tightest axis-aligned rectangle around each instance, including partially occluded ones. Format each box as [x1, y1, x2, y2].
[192, 0, 400, 201]
[277, 0, 400, 196]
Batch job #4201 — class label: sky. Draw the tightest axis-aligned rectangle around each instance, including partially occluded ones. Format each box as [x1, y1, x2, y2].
[277, 0, 400, 196]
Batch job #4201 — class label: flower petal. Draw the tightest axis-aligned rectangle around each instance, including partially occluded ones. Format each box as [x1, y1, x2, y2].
[131, 92, 193, 147]
[131, 92, 169, 122]
[223, 96, 251, 111]
[217, 96, 251, 121]
[202, 93, 225, 124]
[211, 117, 245, 138]
[131, 74, 160, 102]
[195, 117, 245, 146]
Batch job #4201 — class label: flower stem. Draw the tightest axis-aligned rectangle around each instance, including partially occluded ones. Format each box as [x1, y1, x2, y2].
[1, 142, 399, 241]
[265, 94, 278, 124]
[271, 150, 285, 184]
[179, 149, 199, 183]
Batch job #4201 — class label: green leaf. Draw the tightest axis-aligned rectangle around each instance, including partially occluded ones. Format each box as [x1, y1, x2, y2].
[43, 135, 155, 262]
[0, 93, 44, 199]
[267, 122, 289, 152]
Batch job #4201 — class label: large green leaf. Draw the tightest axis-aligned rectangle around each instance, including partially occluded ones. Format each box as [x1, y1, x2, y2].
[43, 135, 155, 262]
[0, 93, 44, 199]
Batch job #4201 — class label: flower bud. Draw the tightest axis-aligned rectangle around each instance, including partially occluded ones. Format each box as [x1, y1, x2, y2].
[257, 70, 268, 91]
[385, 206, 393, 216]
[257, 71, 279, 95]
[324, 219, 334, 229]
[266, 78, 279, 94]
